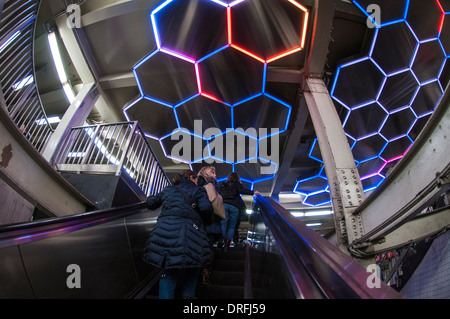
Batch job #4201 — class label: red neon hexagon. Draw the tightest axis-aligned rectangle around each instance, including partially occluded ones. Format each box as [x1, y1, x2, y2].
[229, 0, 309, 63]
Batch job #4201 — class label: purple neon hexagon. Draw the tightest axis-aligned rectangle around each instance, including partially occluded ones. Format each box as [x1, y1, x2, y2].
[151, 0, 228, 60]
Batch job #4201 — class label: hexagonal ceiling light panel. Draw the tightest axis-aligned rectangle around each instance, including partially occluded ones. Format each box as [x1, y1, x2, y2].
[295, 0, 449, 206]
[133, 50, 199, 106]
[196, 46, 266, 105]
[229, 0, 309, 63]
[124, 0, 310, 185]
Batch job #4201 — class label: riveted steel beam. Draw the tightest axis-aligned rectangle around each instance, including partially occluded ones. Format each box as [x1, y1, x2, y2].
[304, 77, 365, 250]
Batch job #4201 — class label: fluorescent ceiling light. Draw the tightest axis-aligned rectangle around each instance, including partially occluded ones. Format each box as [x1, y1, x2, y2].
[306, 223, 322, 227]
[48, 31, 75, 103]
[279, 193, 303, 199]
[291, 210, 333, 217]
[304, 210, 333, 217]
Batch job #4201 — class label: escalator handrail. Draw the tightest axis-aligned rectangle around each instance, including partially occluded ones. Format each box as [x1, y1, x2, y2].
[0, 202, 148, 249]
[254, 195, 403, 299]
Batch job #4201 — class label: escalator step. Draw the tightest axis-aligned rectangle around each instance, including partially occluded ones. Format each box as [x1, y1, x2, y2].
[212, 259, 244, 271]
[197, 283, 244, 299]
[209, 270, 244, 286]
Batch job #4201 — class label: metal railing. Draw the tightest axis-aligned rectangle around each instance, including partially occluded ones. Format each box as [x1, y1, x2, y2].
[0, 0, 54, 153]
[252, 195, 404, 299]
[53, 121, 170, 196]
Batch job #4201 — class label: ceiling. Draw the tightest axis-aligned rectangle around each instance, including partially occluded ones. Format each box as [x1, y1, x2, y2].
[33, 0, 450, 234]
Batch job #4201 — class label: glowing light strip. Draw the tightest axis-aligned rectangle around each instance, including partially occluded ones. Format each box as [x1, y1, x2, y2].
[210, 0, 229, 7]
[151, 14, 161, 49]
[436, 0, 445, 34]
[48, 31, 75, 103]
[195, 63, 202, 93]
[152, 0, 173, 15]
[160, 47, 196, 63]
[201, 91, 226, 104]
[301, 10, 309, 48]
[229, 0, 246, 7]
[287, 0, 308, 12]
[227, 6, 232, 44]
[230, 44, 265, 63]
[266, 46, 302, 63]
[262, 63, 268, 92]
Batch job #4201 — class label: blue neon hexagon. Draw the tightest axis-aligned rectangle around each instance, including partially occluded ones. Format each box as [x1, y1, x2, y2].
[133, 50, 199, 106]
[331, 57, 386, 108]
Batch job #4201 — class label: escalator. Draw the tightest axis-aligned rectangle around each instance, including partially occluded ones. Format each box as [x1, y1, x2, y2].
[0, 202, 161, 299]
[0, 195, 403, 299]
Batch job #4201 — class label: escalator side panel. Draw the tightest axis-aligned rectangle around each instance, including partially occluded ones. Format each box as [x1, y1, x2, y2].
[0, 245, 35, 298]
[20, 218, 137, 298]
[124, 208, 160, 283]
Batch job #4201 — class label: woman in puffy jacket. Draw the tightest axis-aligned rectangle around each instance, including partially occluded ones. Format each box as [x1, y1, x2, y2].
[220, 172, 260, 250]
[143, 169, 213, 299]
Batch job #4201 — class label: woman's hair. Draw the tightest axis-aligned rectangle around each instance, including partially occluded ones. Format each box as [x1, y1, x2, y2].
[172, 169, 197, 185]
[197, 166, 216, 182]
[227, 172, 241, 183]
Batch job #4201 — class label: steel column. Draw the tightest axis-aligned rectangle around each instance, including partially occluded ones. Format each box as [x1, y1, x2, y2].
[304, 77, 365, 250]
